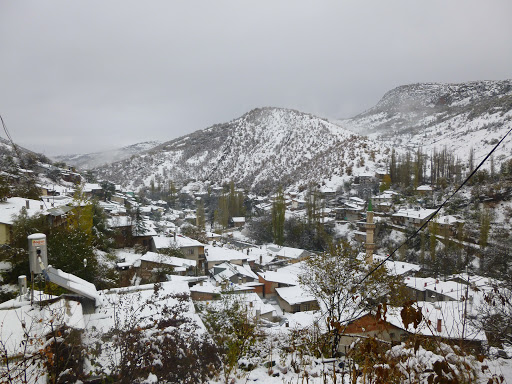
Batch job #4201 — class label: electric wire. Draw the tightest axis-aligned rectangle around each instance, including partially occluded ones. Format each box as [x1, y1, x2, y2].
[0, 114, 22, 161]
[303, 122, 512, 333]
[358, 123, 512, 288]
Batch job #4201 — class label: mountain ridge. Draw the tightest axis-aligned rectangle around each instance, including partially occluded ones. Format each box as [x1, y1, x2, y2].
[63, 79, 512, 193]
[95, 107, 390, 193]
[52, 141, 162, 170]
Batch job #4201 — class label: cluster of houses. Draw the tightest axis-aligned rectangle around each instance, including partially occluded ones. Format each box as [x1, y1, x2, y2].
[100, 198, 490, 354]
[0, 168, 501, 381]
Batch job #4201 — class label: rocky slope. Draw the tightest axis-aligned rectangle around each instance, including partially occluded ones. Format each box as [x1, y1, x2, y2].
[341, 80, 512, 167]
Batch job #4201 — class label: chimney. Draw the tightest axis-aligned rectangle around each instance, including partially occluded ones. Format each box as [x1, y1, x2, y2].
[40, 205, 43, 210]
[437, 319, 442, 332]
[26, 200, 30, 209]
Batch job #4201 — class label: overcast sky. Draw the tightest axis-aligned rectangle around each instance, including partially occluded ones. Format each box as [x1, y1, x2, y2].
[1, 1, 511, 156]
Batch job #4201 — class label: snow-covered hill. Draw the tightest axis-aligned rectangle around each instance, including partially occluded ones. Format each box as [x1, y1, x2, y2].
[95, 108, 391, 193]
[341, 80, 512, 167]
[94, 80, 512, 193]
[53, 141, 162, 170]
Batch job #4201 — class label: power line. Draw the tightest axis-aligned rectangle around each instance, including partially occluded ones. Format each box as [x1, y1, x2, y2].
[304, 122, 512, 333]
[358, 123, 512, 287]
[0, 114, 22, 161]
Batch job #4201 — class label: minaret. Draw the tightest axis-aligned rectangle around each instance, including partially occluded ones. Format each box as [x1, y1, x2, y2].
[365, 199, 375, 264]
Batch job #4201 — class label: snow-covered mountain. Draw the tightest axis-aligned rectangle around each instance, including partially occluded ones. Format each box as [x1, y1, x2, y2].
[94, 80, 512, 193]
[52, 141, 162, 170]
[95, 108, 391, 193]
[341, 80, 512, 166]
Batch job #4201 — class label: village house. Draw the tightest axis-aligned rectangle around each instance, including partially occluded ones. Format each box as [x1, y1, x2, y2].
[290, 197, 306, 210]
[432, 215, 465, 237]
[46, 205, 76, 227]
[339, 312, 410, 354]
[353, 173, 379, 199]
[275, 246, 314, 264]
[391, 207, 436, 228]
[189, 281, 222, 301]
[131, 220, 158, 248]
[334, 201, 365, 222]
[416, 184, 434, 196]
[275, 285, 319, 313]
[151, 234, 206, 274]
[82, 183, 103, 199]
[256, 263, 302, 298]
[230, 216, 246, 228]
[339, 301, 487, 354]
[111, 193, 128, 206]
[206, 231, 222, 242]
[0, 197, 73, 244]
[204, 244, 250, 270]
[138, 251, 197, 281]
[372, 190, 399, 212]
[107, 216, 133, 247]
[60, 169, 82, 184]
[210, 261, 258, 285]
[403, 277, 467, 302]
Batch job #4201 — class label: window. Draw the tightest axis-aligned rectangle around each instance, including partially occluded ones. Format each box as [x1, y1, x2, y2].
[293, 305, 301, 313]
[188, 249, 194, 255]
[302, 303, 310, 311]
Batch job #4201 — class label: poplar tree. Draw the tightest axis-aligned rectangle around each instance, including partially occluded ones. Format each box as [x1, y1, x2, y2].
[271, 187, 285, 245]
[196, 199, 206, 230]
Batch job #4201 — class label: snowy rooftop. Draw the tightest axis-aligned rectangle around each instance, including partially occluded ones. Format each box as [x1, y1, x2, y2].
[275, 285, 316, 306]
[0, 197, 58, 225]
[140, 251, 196, 268]
[189, 281, 221, 294]
[258, 262, 304, 286]
[212, 262, 258, 282]
[372, 254, 421, 276]
[87, 281, 198, 334]
[83, 183, 102, 192]
[275, 246, 310, 260]
[384, 301, 487, 342]
[0, 297, 85, 357]
[392, 207, 436, 220]
[153, 234, 204, 249]
[435, 215, 464, 225]
[204, 292, 275, 318]
[205, 245, 248, 262]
